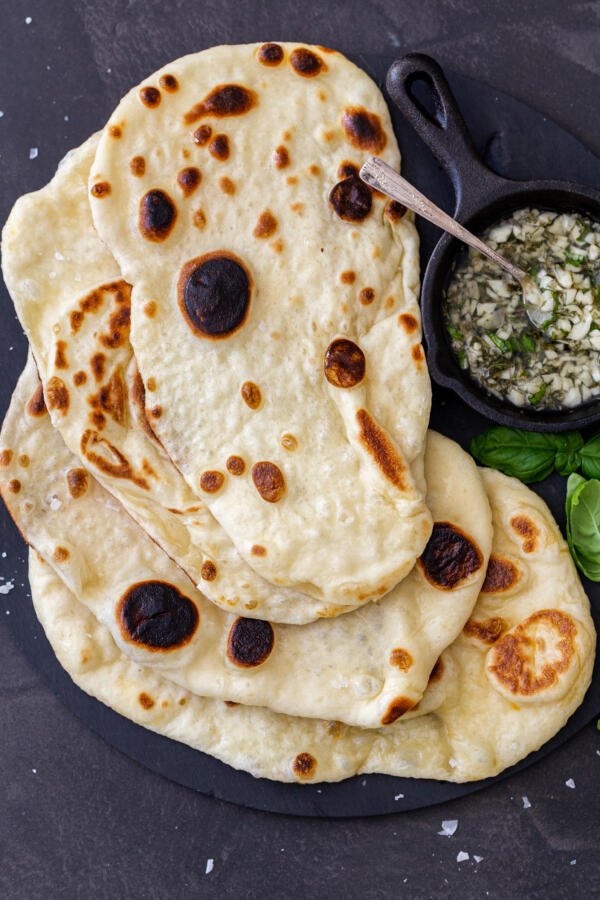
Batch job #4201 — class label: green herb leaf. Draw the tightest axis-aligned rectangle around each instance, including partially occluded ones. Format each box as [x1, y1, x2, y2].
[470, 427, 560, 483]
[554, 431, 585, 476]
[487, 332, 512, 354]
[529, 383, 547, 406]
[471, 427, 584, 483]
[581, 433, 600, 480]
[565, 475, 600, 581]
[447, 325, 462, 343]
[565, 253, 584, 266]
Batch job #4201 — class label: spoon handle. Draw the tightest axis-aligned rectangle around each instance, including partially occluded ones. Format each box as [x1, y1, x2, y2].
[360, 157, 525, 283]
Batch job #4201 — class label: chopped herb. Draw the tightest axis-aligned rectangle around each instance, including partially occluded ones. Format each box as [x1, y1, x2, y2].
[529, 383, 547, 405]
[444, 207, 600, 411]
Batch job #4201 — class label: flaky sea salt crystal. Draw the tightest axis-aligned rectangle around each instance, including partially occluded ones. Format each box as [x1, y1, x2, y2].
[565, 778, 576, 789]
[473, 855, 484, 863]
[522, 796, 531, 809]
[456, 851, 469, 863]
[205, 859, 214, 875]
[438, 820, 458, 837]
[29, 147, 38, 159]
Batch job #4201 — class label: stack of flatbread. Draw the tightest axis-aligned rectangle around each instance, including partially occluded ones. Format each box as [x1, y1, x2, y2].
[0, 43, 595, 783]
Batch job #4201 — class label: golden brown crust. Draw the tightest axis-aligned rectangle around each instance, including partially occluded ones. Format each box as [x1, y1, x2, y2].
[488, 609, 577, 695]
[356, 409, 406, 491]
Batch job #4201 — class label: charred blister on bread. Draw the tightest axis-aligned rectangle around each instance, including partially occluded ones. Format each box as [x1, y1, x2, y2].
[178, 252, 252, 338]
[419, 522, 483, 590]
[118, 580, 199, 650]
[227, 616, 274, 667]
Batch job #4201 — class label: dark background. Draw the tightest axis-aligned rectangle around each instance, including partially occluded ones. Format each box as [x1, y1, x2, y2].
[1, 1, 599, 897]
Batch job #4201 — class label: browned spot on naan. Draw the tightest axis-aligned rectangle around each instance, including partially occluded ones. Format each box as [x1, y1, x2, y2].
[177, 166, 202, 196]
[258, 43, 284, 66]
[184, 84, 257, 124]
[381, 697, 414, 725]
[199, 470, 225, 493]
[290, 47, 326, 77]
[226, 455, 245, 476]
[464, 616, 508, 645]
[292, 752, 317, 778]
[482, 555, 520, 593]
[419, 522, 482, 590]
[46, 377, 69, 414]
[389, 648, 413, 670]
[139, 189, 177, 241]
[227, 617, 274, 667]
[253, 210, 277, 238]
[510, 515, 540, 553]
[342, 106, 386, 153]
[488, 610, 577, 695]
[139, 86, 161, 107]
[90, 181, 111, 198]
[252, 461, 285, 503]
[324, 339, 365, 388]
[130, 156, 146, 177]
[209, 134, 230, 161]
[273, 145, 290, 168]
[26, 384, 47, 417]
[159, 73, 178, 92]
[356, 409, 406, 490]
[66, 467, 88, 499]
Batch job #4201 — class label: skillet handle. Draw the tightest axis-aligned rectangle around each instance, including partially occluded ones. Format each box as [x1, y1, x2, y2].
[386, 53, 502, 212]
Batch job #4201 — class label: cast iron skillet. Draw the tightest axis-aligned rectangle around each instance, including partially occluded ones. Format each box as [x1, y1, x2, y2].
[386, 53, 600, 432]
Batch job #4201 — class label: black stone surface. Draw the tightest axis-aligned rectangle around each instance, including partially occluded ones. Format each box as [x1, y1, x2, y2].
[1, 1, 600, 896]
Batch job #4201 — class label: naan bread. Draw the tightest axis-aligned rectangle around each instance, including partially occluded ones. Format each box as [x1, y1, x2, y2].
[90, 42, 433, 606]
[1, 359, 490, 728]
[28, 465, 595, 783]
[2, 132, 425, 625]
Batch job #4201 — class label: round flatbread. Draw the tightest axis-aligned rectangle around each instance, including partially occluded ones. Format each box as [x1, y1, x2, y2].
[27, 464, 594, 782]
[89, 42, 432, 607]
[1, 359, 490, 728]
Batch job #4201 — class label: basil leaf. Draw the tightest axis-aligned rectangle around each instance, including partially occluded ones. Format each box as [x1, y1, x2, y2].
[566, 475, 600, 581]
[581, 433, 600, 479]
[470, 427, 561, 483]
[570, 479, 600, 558]
[554, 431, 584, 476]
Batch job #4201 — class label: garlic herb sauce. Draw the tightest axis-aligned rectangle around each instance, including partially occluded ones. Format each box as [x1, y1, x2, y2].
[444, 208, 600, 410]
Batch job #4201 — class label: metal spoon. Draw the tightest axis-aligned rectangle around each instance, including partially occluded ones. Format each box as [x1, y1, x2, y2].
[360, 157, 551, 334]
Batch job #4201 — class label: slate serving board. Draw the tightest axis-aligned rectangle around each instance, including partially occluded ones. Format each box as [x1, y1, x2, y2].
[1, 53, 599, 817]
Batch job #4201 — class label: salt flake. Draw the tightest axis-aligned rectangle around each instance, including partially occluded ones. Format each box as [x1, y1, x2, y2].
[438, 819, 458, 837]
[473, 855, 484, 863]
[25, 16, 32, 24]
[448, 758, 457, 769]
[29, 147, 38, 160]
[570, 859, 576, 865]
[522, 796, 531, 809]
[205, 859, 214, 875]
[0, 581, 14, 595]
[0, 111, 4, 118]
[565, 778, 576, 789]
[456, 851, 469, 863]
[394, 793, 404, 801]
